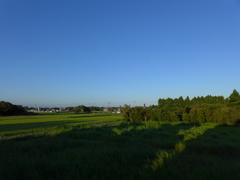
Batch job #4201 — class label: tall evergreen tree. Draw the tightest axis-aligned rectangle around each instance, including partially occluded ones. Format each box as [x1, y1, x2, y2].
[229, 89, 240, 103]
[178, 96, 185, 108]
[185, 96, 191, 107]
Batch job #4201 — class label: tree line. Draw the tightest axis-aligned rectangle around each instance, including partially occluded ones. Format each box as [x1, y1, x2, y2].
[0, 101, 27, 116]
[65, 106, 120, 113]
[122, 89, 240, 124]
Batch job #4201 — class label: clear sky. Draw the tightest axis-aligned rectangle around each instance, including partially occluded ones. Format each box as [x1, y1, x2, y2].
[1, 0, 240, 107]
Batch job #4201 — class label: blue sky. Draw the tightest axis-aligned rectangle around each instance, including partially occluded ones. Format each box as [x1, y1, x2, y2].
[1, 0, 240, 107]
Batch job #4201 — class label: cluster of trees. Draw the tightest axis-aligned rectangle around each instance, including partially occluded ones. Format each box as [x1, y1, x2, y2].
[73, 105, 91, 113]
[71, 106, 120, 113]
[65, 106, 120, 113]
[122, 89, 240, 124]
[0, 101, 27, 116]
[65, 106, 102, 112]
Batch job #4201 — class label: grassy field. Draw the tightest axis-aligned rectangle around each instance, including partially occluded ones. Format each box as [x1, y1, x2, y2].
[0, 113, 240, 179]
[0, 112, 121, 137]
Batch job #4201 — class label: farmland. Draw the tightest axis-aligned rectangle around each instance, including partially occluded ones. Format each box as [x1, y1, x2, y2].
[0, 113, 240, 179]
[0, 113, 121, 137]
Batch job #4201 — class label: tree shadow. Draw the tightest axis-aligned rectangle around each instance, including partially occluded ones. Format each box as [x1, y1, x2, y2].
[0, 122, 240, 179]
[142, 123, 240, 179]
[0, 122, 197, 179]
[0, 120, 90, 133]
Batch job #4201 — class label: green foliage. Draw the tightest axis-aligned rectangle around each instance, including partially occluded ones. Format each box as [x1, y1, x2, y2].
[205, 109, 213, 122]
[121, 104, 131, 121]
[65, 107, 74, 111]
[128, 107, 146, 122]
[182, 113, 190, 122]
[74, 105, 91, 113]
[157, 109, 170, 122]
[169, 111, 180, 122]
[145, 106, 158, 121]
[112, 128, 123, 135]
[123, 89, 240, 124]
[0, 101, 26, 116]
[196, 109, 206, 123]
[229, 89, 240, 103]
[229, 100, 240, 109]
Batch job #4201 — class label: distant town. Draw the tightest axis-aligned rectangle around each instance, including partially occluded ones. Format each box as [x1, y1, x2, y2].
[25, 106, 123, 114]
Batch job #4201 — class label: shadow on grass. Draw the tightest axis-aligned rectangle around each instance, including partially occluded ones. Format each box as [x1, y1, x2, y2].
[0, 120, 89, 133]
[143, 123, 240, 179]
[0, 122, 240, 179]
[0, 122, 192, 179]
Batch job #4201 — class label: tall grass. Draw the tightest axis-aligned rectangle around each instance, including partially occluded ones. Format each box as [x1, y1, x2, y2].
[0, 115, 240, 179]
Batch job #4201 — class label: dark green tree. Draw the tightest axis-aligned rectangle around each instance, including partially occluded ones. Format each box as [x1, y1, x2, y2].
[185, 96, 191, 107]
[182, 113, 190, 122]
[229, 89, 240, 103]
[0, 101, 26, 116]
[65, 107, 74, 111]
[178, 96, 185, 108]
[196, 109, 206, 123]
[121, 104, 131, 121]
[188, 108, 198, 122]
[169, 111, 180, 122]
[74, 105, 91, 113]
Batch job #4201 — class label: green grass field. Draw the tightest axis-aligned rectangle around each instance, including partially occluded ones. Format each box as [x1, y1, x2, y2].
[0, 113, 240, 179]
[0, 113, 121, 137]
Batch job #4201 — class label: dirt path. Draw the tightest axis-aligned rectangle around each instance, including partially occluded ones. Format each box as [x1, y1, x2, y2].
[92, 121, 120, 126]
[0, 132, 42, 140]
